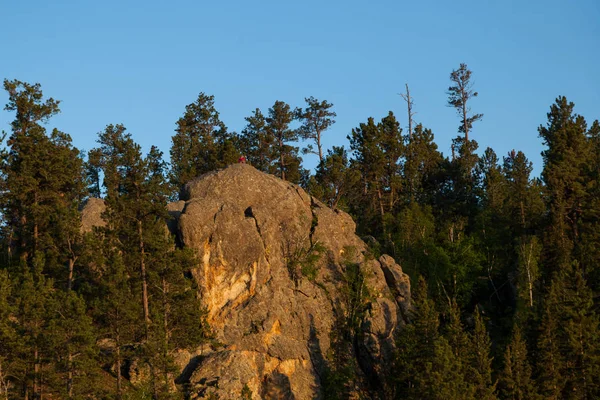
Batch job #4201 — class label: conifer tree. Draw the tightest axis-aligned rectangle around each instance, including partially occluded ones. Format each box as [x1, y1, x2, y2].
[312, 146, 359, 210]
[470, 309, 497, 400]
[403, 124, 442, 204]
[240, 108, 275, 173]
[536, 286, 564, 400]
[447, 63, 483, 142]
[395, 277, 440, 398]
[93, 246, 141, 399]
[266, 100, 301, 182]
[539, 97, 592, 274]
[169, 92, 238, 193]
[13, 257, 55, 399]
[47, 290, 98, 399]
[1, 80, 85, 275]
[348, 112, 403, 239]
[499, 324, 537, 400]
[296, 96, 336, 162]
[0, 270, 17, 398]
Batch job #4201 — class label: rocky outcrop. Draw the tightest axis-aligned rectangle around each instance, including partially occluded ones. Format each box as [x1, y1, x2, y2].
[80, 197, 106, 233]
[174, 164, 411, 399]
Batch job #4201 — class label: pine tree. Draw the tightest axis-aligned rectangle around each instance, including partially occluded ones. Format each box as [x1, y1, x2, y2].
[470, 309, 497, 400]
[539, 97, 592, 274]
[169, 92, 238, 194]
[296, 96, 336, 162]
[240, 108, 275, 173]
[403, 123, 442, 204]
[499, 324, 537, 400]
[265, 100, 301, 182]
[1, 80, 85, 276]
[0, 270, 17, 398]
[348, 112, 403, 240]
[536, 286, 564, 400]
[447, 63, 483, 142]
[13, 256, 55, 399]
[47, 290, 98, 399]
[395, 277, 440, 398]
[312, 146, 360, 210]
[93, 246, 141, 399]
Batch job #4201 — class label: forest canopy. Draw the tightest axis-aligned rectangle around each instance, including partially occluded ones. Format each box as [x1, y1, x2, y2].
[1, 63, 600, 399]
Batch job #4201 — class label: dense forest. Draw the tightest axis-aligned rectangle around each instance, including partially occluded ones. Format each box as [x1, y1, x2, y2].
[1, 63, 599, 399]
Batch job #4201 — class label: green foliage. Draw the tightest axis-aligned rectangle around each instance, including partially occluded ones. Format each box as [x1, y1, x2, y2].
[311, 146, 360, 210]
[296, 96, 336, 162]
[169, 92, 239, 194]
[1, 67, 600, 400]
[499, 324, 538, 400]
[470, 309, 497, 400]
[447, 63, 483, 140]
[266, 100, 303, 183]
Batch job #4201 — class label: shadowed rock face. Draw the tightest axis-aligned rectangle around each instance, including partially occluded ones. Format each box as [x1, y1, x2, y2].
[175, 164, 411, 399]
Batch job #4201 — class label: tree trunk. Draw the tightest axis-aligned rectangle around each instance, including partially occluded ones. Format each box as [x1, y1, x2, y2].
[116, 343, 122, 400]
[462, 91, 469, 142]
[67, 258, 75, 292]
[33, 347, 39, 399]
[162, 277, 170, 393]
[278, 136, 286, 181]
[67, 353, 73, 399]
[376, 184, 386, 235]
[138, 220, 150, 328]
[316, 129, 323, 163]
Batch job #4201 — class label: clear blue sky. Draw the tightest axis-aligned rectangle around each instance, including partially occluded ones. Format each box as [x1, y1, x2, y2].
[1, 0, 598, 174]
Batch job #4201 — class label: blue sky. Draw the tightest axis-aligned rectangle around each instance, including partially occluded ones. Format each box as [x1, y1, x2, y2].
[1, 0, 598, 174]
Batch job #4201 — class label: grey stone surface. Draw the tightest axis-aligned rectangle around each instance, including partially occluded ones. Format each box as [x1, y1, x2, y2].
[176, 164, 411, 399]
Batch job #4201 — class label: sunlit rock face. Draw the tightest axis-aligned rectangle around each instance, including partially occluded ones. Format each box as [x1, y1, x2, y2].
[173, 164, 411, 399]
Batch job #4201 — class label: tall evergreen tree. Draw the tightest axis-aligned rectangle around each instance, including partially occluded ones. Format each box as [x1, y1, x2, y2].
[169, 92, 238, 194]
[265, 100, 302, 182]
[499, 324, 537, 400]
[296, 96, 336, 162]
[539, 97, 592, 274]
[240, 108, 275, 173]
[447, 63, 483, 142]
[312, 146, 359, 210]
[470, 309, 497, 400]
[403, 123, 442, 204]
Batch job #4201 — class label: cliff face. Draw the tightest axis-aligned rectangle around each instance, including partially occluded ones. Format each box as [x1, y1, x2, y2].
[175, 164, 411, 399]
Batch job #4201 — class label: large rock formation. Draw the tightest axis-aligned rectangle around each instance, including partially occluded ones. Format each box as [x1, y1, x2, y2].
[175, 164, 411, 399]
[80, 197, 106, 232]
